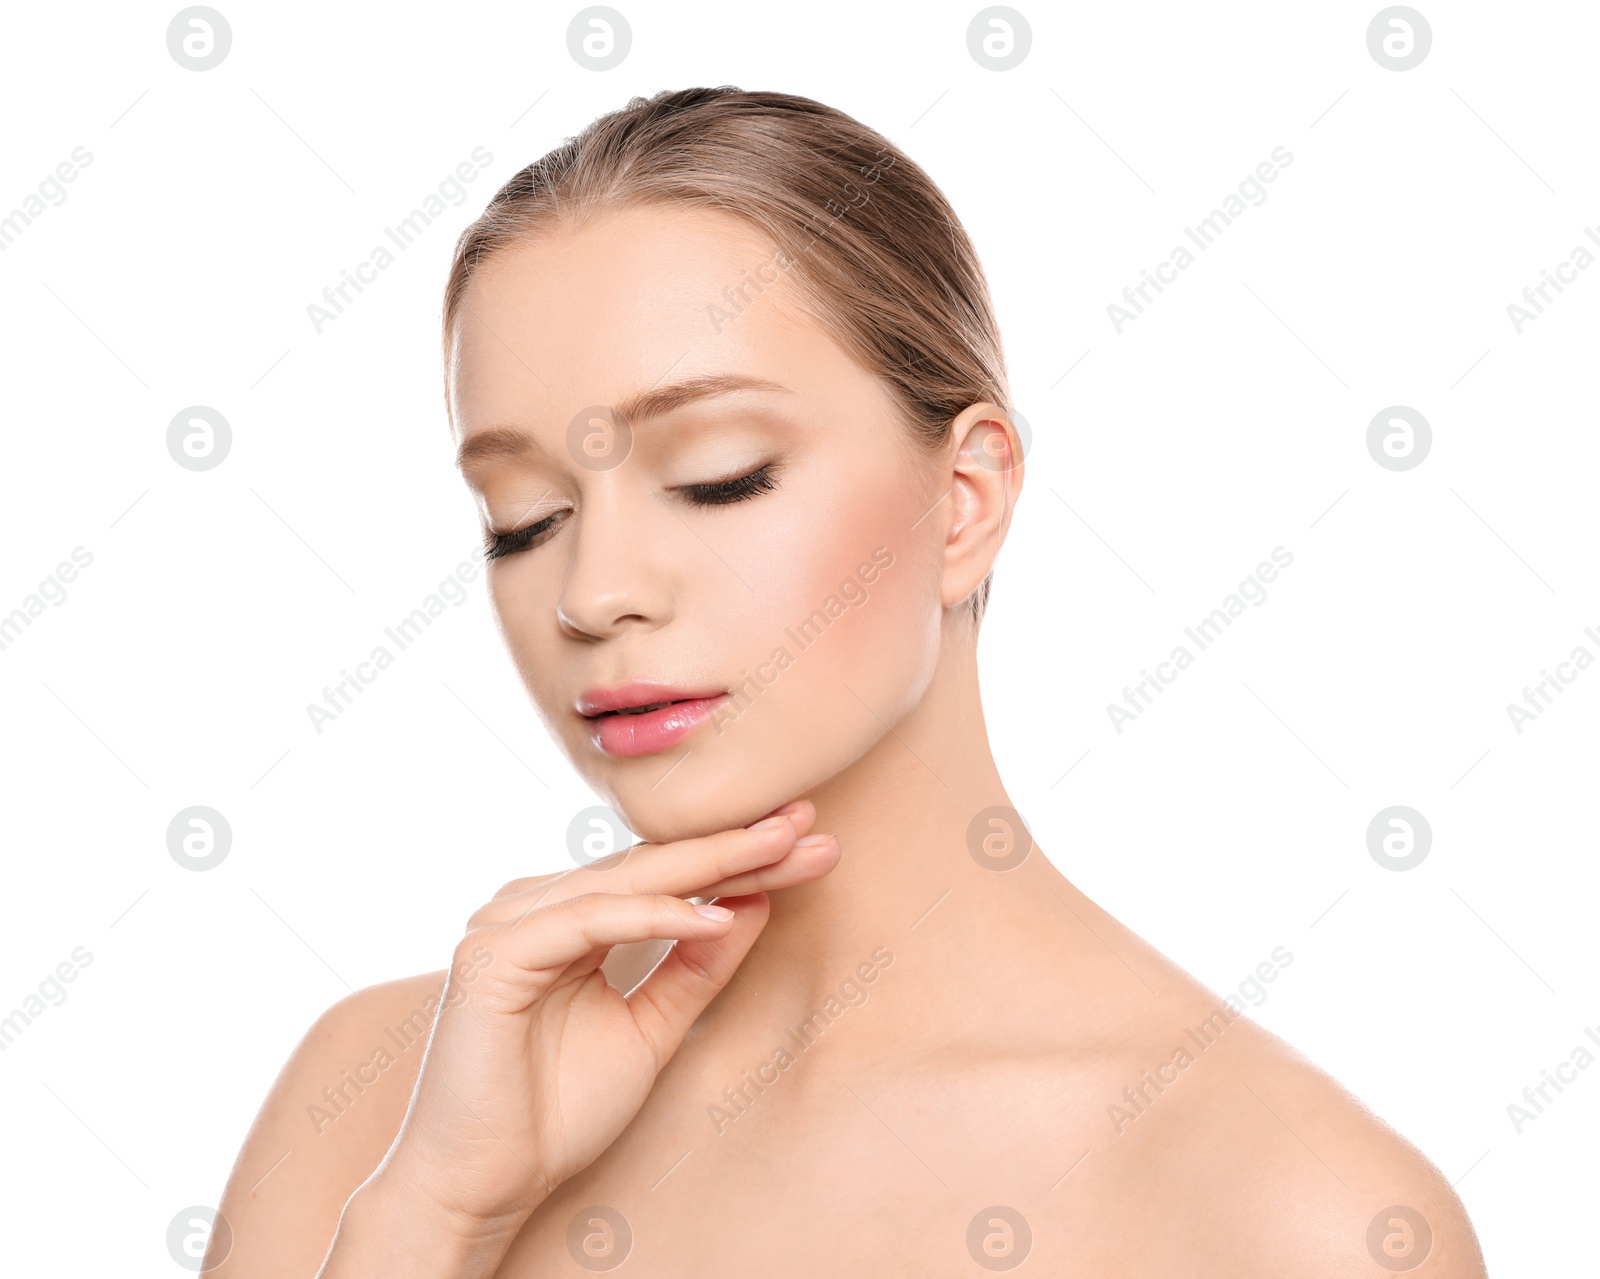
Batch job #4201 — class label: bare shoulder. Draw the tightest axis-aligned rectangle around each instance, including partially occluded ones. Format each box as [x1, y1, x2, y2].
[210, 969, 448, 1276]
[208, 940, 668, 1274]
[1022, 886, 1489, 1276]
[1121, 996, 1489, 1278]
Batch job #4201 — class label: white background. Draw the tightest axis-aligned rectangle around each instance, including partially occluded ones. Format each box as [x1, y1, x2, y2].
[1, 1, 1594, 1273]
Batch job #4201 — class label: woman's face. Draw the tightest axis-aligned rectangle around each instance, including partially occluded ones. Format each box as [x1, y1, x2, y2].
[449, 203, 950, 841]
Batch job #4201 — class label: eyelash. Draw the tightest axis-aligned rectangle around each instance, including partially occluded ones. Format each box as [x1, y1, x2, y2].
[482, 463, 781, 562]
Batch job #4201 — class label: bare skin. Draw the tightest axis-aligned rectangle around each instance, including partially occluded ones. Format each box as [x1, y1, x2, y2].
[209, 204, 1487, 1277]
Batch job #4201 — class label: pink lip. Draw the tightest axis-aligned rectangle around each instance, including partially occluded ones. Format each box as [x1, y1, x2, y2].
[576, 680, 729, 757]
[576, 680, 727, 717]
[588, 694, 728, 757]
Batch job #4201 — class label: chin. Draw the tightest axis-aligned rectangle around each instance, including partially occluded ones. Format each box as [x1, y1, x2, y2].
[599, 773, 773, 847]
[583, 726, 808, 847]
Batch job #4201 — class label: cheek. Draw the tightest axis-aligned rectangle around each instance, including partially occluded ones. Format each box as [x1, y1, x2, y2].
[488, 570, 568, 720]
[712, 473, 942, 747]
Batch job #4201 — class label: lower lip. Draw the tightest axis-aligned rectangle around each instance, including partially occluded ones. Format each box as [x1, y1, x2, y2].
[589, 695, 728, 757]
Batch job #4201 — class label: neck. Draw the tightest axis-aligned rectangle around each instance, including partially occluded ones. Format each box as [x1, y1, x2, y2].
[718, 622, 1062, 1053]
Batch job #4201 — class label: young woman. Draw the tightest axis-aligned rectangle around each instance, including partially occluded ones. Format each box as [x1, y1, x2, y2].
[212, 87, 1487, 1277]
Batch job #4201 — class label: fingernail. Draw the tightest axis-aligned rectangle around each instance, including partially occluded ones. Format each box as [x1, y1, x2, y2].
[694, 903, 735, 920]
[795, 833, 834, 847]
[749, 814, 792, 832]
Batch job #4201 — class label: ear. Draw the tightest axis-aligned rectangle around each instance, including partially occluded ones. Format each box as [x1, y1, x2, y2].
[939, 401, 1025, 610]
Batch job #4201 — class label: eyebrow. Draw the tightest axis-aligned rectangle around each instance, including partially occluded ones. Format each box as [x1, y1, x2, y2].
[455, 373, 793, 470]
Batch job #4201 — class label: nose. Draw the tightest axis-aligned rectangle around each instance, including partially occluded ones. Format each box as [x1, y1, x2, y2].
[554, 479, 674, 641]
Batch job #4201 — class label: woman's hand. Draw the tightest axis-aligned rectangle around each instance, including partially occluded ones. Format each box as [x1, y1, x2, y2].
[356, 798, 838, 1253]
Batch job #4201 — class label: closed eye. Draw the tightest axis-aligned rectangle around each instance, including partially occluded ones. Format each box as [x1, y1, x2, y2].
[677, 462, 780, 507]
[482, 510, 562, 561]
[481, 462, 782, 562]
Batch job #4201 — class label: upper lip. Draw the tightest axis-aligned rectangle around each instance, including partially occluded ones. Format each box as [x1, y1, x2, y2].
[576, 680, 726, 718]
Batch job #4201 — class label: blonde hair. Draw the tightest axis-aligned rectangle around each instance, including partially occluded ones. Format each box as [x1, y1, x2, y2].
[441, 86, 1011, 626]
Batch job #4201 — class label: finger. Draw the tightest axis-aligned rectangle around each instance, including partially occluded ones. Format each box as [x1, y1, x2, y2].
[755, 797, 815, 826]
[691, 832, 839, 900]
[486, 799, 816, 905]
[591, 802, 818, 899]
[627, 892, 770, 1066]
[474, 803, 818, 930]
[485, 891, 739, 976]
[489, 869, 562, 902]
